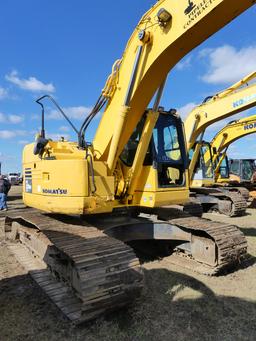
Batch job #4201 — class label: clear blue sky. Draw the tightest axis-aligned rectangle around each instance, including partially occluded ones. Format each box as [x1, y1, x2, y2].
[0, 1, 256, 173]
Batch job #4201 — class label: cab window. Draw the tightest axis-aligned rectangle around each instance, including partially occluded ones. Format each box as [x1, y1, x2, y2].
[230, 160, 240, 175]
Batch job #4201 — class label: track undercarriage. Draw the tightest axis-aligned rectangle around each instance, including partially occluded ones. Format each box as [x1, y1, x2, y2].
[222, 184, 255, 207]
[1, 206, 247, 323]
[191, 187, 248, 216]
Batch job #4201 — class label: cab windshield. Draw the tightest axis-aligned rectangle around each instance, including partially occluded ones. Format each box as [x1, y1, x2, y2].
[152, 114, 186, 187]
[120, 112, 187, 188]
[218, 155, 229, 179]
[152, 116, 181, 164]
[200, 144, 214, 179]
[190, 142, 214, 180]
[242, 160, 254, 181]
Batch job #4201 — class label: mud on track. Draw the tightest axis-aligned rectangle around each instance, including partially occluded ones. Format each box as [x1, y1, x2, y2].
[0, 186, 256, 341]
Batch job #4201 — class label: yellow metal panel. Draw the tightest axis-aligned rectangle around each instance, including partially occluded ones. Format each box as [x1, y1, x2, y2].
[133, 189, 189, 207]
[191, 179, 214, 188]
[133, 166, 189, 207]
[93, 176, 114, 199]
[23, 159, 89, 197]
[23, 193, 114, 215]
[23, 141, 115, 214]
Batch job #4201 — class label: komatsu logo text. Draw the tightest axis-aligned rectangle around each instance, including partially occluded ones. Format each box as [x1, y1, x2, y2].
[233, 94, 256, 108]
[42, 188, 68, 195]
[244, 122, 256, 131]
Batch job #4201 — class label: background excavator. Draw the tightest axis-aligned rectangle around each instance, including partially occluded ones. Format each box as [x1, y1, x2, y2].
[226, 158, 256, 202]
[228, 159, 256, 186]
[212, 114, 256, 183]
[1, 0, 255, 324]
[209, 115, 256, 202]
[185, 71, 256, 216]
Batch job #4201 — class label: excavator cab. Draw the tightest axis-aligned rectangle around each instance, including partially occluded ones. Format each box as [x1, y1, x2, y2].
[216, 154, 230, 180]
[151, 112, 186, 187]
[120, 110, 187, 189]
[217, 156, 256, 189]
[229, 159, 256, 184]
[189, 142, 215, 187]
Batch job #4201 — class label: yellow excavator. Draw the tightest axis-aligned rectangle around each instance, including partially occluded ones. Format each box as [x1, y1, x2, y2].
[196, 114, 256, 208]
[226, 158, 256, 202]
[1, 0, 255, 324]
[208, 116, 256, 204]
[211, 114, 256, 184]
[185, 71, 256, 216]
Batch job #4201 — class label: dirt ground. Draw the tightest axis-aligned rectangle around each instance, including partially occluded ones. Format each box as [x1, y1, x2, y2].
[0, 187, 256, 341]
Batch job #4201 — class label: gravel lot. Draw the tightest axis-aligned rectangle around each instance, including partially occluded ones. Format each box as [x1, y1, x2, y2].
[0, 187, 255, 341]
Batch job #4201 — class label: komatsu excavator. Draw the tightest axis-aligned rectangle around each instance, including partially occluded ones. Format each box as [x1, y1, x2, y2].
[185, 71, 256, 216]
[215, 157, 256, 203]
[196, 114, 256, 207]
[1, 0, 255, 324]
[211, 114, 256, 184]
[208, 116, 256, 204]
[227, 159, 256, 202]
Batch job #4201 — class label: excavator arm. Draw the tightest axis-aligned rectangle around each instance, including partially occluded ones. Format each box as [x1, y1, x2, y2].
[92, 0, 256, 175]
[185, 71, 256, 180]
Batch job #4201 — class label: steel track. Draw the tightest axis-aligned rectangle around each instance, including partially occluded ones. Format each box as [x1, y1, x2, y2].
[3, 210, 143, 324]
[1, 206, 248, 322]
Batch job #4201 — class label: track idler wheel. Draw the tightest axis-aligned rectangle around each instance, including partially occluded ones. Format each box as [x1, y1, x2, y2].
[218, 199, 234, 217]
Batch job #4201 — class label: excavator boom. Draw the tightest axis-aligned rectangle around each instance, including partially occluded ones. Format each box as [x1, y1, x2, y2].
[211, 114, 256, 180]
[212, 114, 256, 160]
[93, 0, 256, 173]
[184, 72, 256, 216]
[186, 72, 256, 179]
